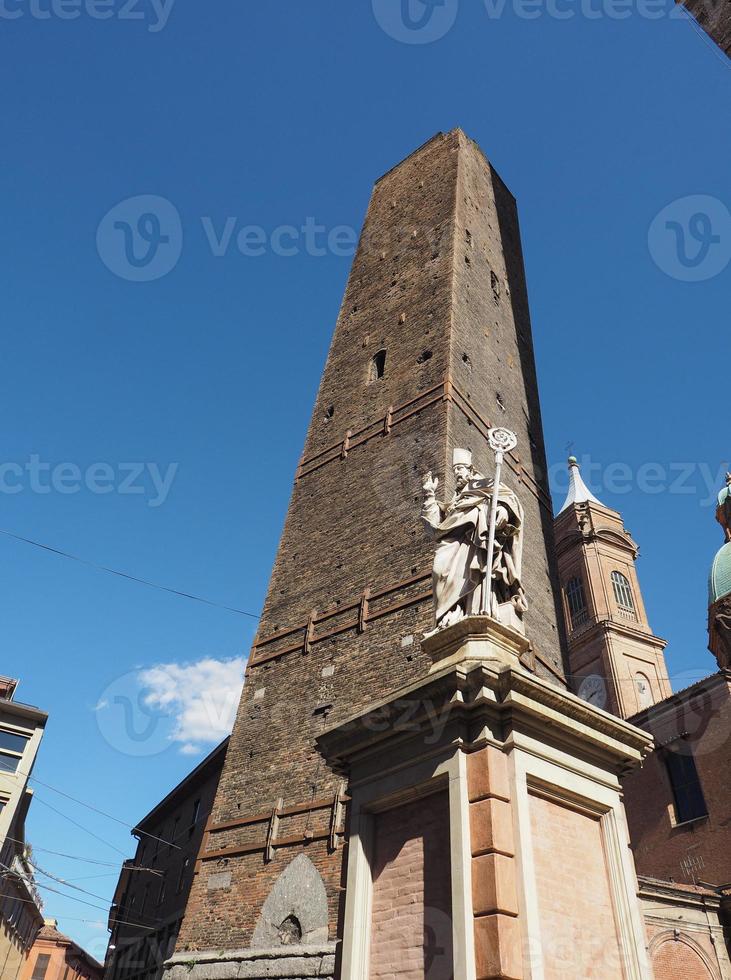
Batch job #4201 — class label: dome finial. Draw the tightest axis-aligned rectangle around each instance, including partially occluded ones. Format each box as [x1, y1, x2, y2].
[558, 455, 605, 514]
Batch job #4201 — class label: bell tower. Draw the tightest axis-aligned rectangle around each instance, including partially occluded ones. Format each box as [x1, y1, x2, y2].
[553, 456, 671, 718]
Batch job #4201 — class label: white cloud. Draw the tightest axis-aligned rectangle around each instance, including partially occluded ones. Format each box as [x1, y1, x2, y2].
[137, 656, 245, 754]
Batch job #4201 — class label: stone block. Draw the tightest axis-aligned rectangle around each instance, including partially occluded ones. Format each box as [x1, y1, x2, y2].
[207, 871, 233, 891]
[474, 913, 523, 980]
[470, 797, 514, 856]
[467, 746, 510, 803]
[472, 853, 519, 917]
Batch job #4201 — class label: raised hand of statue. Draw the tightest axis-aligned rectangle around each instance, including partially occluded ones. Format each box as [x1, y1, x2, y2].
[422, 471, 439, 498]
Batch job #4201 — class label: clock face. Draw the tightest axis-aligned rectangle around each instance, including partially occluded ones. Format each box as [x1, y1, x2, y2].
[578, 673, 607, 709]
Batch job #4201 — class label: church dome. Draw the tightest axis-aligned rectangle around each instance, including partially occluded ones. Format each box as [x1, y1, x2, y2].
[709, 541, 731, 605]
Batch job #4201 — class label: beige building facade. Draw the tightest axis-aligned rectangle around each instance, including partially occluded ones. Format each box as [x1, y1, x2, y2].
[0, 676, 47, 980]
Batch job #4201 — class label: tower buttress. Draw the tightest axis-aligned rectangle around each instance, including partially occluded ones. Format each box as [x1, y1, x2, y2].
[554, 457, 671, 718]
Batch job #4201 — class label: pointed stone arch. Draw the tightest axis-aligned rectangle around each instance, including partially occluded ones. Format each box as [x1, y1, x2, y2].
[252, 854, 329, 948]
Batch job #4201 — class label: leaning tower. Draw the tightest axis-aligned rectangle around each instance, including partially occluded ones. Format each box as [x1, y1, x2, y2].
[166, 130, 654, 980]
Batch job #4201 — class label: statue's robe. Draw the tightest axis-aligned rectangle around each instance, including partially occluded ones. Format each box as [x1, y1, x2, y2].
[423, 476, 525, 629]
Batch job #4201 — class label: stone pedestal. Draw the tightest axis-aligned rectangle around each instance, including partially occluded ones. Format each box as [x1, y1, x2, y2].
[422, 614, 532, 674]
[318, 618, 654, 980]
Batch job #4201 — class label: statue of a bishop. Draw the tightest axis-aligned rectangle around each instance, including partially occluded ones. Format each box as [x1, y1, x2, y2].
[422, 448, 527, 633]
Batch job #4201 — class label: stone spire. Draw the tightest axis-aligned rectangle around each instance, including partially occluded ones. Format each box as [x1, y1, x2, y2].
[558, 455, 605, 514]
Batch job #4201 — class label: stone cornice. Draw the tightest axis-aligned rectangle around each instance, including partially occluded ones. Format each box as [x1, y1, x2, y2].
[567, 617, 667, 652]
[318, 655, 653, 774]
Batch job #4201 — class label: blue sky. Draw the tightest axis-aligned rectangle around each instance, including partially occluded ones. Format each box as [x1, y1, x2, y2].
[0, 0, 728, 957]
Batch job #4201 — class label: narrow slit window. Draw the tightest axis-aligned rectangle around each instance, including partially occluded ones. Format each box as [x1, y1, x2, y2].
[369, 350, 387, 383]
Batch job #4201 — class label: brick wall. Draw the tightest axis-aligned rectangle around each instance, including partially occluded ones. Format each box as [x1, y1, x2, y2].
[528, 794, 622, 979]
[370, 792, 453, 980]
[679, 0, 730, 56]
[652, 939, 715, 979]
[623, 672, 731, 885]
[177, 130, 568, 953]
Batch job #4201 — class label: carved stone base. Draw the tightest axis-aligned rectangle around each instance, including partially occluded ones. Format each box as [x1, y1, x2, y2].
[422, 614, 532, 674]
[164, 944, 337, 980]
[709, 596, 731, 670]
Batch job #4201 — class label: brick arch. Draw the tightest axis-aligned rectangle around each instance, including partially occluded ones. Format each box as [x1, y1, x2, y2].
[649, 931, 720, 980]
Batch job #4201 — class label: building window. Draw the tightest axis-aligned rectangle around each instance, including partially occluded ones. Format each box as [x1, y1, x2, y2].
[611, 571, 635, 613]
[0, 729, 29, 774]
[565, 577, 588, 629]
[664, 747, 708, 824]
[0, 729, 29, 754]
[189, 800, 201, 838]
[368, 350, 386, 383]
[31, 954, 51, 980]
[177, 857, 190, 893]
[157, 878, 166, 906]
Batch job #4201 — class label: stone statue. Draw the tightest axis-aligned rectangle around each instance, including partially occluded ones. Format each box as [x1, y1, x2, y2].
[710, 472, 731, 668]
[717, 472, 731, 542]
[422, 448, 527, 633]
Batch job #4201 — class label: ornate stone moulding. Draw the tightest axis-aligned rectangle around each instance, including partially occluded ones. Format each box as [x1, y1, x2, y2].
[318, 618, 653, 776]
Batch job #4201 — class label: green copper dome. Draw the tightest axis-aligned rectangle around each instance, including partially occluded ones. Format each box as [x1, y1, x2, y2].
[709, 542, 731, 605]
[719, 485, 730, 508]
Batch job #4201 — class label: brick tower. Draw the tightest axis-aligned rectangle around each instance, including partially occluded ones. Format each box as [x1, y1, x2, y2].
[167, 131, 654, 980]
[554, 457, 671, 718]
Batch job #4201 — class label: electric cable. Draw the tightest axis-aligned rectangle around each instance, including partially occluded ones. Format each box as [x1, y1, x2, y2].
[0, 527, 261, 619]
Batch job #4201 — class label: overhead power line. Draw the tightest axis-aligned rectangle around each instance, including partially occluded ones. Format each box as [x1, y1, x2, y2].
[31, 861, 125, 906]
[2, 837, 120, 868]
[0, 759, 180, 851]
[0, 865, 159, 932]
[32, 797, 128, 858]
[0, 527, 261, 619]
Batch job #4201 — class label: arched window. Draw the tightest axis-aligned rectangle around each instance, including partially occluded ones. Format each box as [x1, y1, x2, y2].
[635, 672, 653, 711]
[369, 350, 387, 383]
[611, 571, 635, 613]
[565, 576, 588, 629]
